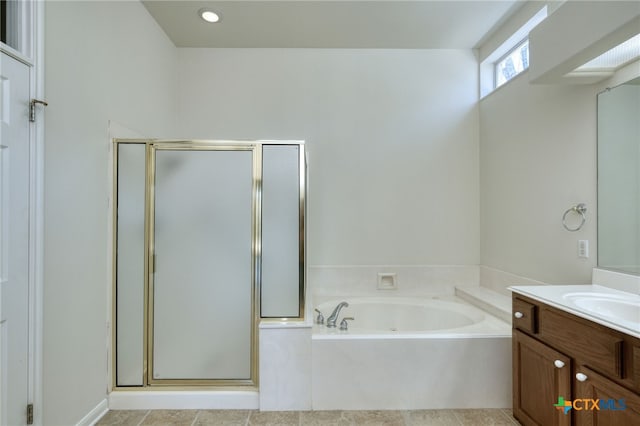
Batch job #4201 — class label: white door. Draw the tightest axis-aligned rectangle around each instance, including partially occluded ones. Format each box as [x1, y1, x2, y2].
[0, 52, 31, 426]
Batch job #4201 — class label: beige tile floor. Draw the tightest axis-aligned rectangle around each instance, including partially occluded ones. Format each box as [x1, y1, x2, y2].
[96, 409, 521, 426]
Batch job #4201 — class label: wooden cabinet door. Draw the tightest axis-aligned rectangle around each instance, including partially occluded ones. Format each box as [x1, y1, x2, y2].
[513, 330, 572, 426]
[574, 366, 640, 426]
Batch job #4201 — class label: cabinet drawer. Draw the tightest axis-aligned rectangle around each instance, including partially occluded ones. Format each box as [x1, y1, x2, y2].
[539, 308, 623, 378]
[513, 298, 537, 334]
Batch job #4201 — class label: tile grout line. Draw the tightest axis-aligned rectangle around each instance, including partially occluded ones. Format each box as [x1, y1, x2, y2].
[504, 409, 521, 425]
[136, 410, 151, 426]
[499, 408, 516, 425]
[190, 410, 200, 426]
[451, 409, 464, 426]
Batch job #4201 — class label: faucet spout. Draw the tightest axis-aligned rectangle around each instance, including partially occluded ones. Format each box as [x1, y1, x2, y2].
[326, 301, 349, 327]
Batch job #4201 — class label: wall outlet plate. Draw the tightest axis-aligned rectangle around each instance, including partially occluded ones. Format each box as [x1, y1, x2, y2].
[377, 273, 398, 290]
[578, 239, 589, 258]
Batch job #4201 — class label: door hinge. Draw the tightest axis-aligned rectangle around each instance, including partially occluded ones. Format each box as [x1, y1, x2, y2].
[29, 99, 48, 122]
[27, 404, 34, 425]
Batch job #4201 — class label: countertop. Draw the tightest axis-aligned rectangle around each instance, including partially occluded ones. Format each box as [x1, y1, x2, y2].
[508, 284, 640, 339]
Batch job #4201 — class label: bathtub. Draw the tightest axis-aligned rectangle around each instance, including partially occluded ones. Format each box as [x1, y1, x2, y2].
[311, 296, 512, 409]
[314, 297, 508, 336]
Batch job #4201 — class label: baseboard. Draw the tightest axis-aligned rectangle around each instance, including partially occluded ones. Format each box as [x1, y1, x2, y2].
[76, 399, 108, 426]
[108, 390, 260, 410]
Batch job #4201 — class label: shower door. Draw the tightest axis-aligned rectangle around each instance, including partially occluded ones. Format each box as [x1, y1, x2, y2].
[149, 143, 258, 385]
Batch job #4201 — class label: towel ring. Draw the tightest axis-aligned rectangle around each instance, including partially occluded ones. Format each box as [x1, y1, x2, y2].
[562, 203, 587, 232]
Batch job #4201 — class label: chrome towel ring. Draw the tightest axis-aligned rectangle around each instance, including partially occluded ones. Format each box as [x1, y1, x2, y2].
[562, 203, 587, 232]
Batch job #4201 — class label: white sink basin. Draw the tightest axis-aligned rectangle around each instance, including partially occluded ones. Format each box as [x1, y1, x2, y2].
[510, 285, 640, 338]
[562, 292, 640, 325]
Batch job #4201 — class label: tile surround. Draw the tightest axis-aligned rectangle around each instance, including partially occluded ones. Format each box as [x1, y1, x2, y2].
[96, 409, 521, 425]
[454, 286, 512, 323]
[308, 265, 480, 302]
[306, 265, 542, 320]
[312, 337, 511, 410]
[308, 264, 547, 303]
[259, 327, 312, 411]
[479, 266, 547, 297]
[592, 267, 640, 294]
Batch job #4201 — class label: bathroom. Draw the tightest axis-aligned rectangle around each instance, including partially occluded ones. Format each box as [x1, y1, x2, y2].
[1, 0, 639, 425]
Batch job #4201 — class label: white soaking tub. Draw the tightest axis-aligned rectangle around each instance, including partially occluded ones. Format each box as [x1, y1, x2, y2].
[311, 296, 512, 409]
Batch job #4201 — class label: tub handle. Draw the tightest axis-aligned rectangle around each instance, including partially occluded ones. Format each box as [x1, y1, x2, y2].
[514, 311, 524, 319]
[554, 360, 565, 369]
[314, 308, 325, 325]
[340, 317, 355, 331]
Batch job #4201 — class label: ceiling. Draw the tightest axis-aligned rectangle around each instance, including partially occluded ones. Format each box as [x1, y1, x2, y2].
[142, 0, 523, 49]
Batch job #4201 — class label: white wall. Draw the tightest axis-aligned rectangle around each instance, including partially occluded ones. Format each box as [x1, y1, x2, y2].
[478, 1, 640, 286]
[44, 2, 175, 424]
[175, 49, 480, 266]
[479, 72, 599, 284]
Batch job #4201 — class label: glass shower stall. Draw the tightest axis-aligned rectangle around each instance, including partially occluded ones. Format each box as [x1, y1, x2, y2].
[113, 140, 306, 388]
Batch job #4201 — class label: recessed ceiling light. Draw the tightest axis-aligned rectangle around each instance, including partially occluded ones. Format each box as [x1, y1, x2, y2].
[199, 9, 220, 23]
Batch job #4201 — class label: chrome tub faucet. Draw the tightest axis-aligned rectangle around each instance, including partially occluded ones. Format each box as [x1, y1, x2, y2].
[326, 301, 349, 327]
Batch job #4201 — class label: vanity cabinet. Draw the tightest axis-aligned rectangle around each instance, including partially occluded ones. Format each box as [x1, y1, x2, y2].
[513, 330, 571, 426]
[512, 294, 640, 426]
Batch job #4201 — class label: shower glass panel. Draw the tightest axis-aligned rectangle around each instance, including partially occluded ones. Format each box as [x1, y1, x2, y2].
[115, 143, 146, 386]
[151, 148, 254, 381]
[261, 145, 302, 317]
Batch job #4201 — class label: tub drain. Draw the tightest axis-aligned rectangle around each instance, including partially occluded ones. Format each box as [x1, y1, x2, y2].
[389, 328, 398, 332]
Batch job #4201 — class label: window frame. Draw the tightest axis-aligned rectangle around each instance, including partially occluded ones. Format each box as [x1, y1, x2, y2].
[479, 5, 547, 98]
[494, 37, 530, 89]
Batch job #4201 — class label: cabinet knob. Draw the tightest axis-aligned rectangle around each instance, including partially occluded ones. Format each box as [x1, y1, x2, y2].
[514, 312, 524, 319]
[554, 360, 565, 368]
[576, 373, 588, 382]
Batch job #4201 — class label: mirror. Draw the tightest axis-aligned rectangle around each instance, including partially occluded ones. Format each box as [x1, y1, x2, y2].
[597, 77, 640, 275]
